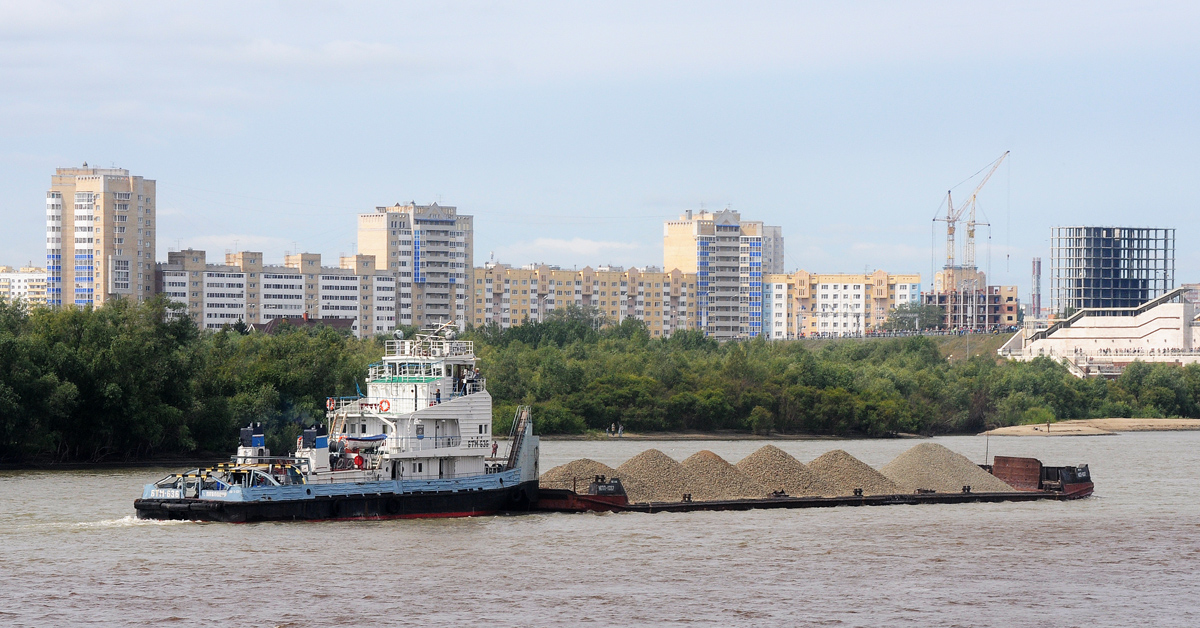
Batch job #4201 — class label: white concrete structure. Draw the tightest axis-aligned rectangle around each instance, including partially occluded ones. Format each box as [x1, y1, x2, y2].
[1000, 289, 1200, 377]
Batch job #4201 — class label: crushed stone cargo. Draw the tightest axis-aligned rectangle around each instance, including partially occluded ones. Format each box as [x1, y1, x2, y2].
[615, 449, 691, 503]
[681, 450, 769, 501]
[880, 443, 1017, 493]
[735, 445, 839, 497]
[539, 458, 618, 492]
[807, 449, 900, 496]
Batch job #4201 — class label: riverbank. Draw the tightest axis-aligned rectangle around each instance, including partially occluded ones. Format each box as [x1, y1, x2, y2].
[982, 418, 1200, 437]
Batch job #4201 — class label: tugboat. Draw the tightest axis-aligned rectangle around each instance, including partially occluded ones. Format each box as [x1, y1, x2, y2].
[135, 324, 540, 522]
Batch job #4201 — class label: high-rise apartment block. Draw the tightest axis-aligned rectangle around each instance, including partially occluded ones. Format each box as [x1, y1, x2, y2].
[663, 209, 784, 340]
[357, 203, 473, 329]
[761, 271, 922, 339]
[0, 266, 48, 305]
[1050, 226, 1175, 314]
[471, 263, 698, 337]
[156, 250, 398, 337]
[46, 166, 156, 307]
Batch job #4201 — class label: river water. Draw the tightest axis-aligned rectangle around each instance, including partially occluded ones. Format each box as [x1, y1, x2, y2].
[2, 432, 1197, 627]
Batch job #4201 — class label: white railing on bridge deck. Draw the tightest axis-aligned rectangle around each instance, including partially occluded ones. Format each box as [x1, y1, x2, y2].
[385, 339, 474, 358]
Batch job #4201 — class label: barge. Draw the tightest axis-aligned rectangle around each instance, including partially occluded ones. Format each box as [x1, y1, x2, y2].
[534, 456, 1092, 514]
[135, 324, 540, 523]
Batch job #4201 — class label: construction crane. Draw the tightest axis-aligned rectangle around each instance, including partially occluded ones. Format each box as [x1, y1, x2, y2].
[934, 151, 1009, 271]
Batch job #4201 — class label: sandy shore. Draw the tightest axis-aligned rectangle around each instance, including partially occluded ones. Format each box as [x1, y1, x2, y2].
[983, 418, 1200, 436]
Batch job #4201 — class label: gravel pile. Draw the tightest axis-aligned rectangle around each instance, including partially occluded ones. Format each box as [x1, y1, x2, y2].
[735, 445, 839, 497]
[680, 450, 769, 501]
[539, 458, 618, 492]
[807, 450, 900, 496]
[880, 443, 1017, 493]
[615, 449, 692, 503]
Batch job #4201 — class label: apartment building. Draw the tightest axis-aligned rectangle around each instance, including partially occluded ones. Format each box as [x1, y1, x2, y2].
[357, 202, 472, 330]
[470, 263, 699, 338]
[663, 209, 784, 340]
[0, 266, 48, 305]
[761, 271, 922, 338]
[156, 249, 397, 337]
[46, 165, 156, 307]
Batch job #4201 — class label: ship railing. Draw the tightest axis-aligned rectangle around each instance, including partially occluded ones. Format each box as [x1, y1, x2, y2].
[328, 383, 488, 416]
[328, 396, 366, 413]
[152, 457, 313, 493]
[448, 379, 486, 399]
[388, 435, 462, 452]
[385, 339, 474, 358]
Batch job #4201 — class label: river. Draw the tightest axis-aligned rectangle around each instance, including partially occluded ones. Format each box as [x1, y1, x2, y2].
[2, 432, 1197, 627]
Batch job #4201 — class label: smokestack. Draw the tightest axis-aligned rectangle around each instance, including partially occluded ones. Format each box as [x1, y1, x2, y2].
[1032, 257, 1042, 319]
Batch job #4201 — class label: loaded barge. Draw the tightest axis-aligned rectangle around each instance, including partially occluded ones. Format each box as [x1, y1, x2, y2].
[536, 456, 1092, 514]
[135, 325, 539, 523]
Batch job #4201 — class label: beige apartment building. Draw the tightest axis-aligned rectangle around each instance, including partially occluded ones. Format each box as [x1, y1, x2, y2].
[761, 270, 923, 338]
[156, 249, 398, 338]
[46, 165, 155, 307]
[357, 202, 473, 329]
[663, 209, 784, 340]
[0, 266, 48, 305]
[471, 263, 699, 338]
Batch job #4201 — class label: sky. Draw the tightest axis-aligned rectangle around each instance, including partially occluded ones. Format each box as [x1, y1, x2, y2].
[2, 2, 1198, 292]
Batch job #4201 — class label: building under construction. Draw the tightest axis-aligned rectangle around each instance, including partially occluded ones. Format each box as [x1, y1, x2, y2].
[1050, 226, 1175, 315]
[923, 267, 1020, 330]
[923, 152, 1021, 331]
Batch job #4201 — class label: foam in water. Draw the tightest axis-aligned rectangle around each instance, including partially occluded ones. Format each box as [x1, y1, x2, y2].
[71, 516, 199, 528]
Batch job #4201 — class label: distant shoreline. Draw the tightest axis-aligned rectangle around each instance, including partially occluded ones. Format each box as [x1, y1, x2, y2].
[982, 418, 1200, 437]
[538, 431, 928, 442]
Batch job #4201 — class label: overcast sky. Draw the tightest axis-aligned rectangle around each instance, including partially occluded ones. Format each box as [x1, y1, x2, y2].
[2, 2, 1198, 290]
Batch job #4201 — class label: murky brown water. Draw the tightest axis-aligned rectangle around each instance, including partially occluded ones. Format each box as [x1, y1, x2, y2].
[2, 433, 1197, 627]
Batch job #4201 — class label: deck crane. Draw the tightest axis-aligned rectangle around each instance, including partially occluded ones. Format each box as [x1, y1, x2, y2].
[934, 151, 1009, 272]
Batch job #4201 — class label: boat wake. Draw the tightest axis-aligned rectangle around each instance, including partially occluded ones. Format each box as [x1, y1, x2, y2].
[72, 516, 199, 528]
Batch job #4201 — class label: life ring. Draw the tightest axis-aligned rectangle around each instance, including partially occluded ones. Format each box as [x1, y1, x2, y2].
[326, 398, 336, 411]
[379, 399, 391, 412]
[354, 455, 364, 468]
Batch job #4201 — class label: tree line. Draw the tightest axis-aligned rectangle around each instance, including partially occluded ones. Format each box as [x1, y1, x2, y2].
[2, 298, 1198, 462]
